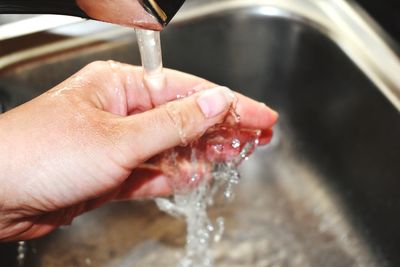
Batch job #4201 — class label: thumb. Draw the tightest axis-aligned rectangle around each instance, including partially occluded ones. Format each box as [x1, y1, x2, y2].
[117, 86, 235, 165]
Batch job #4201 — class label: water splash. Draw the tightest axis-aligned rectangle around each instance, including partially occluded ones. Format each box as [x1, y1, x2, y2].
[155, 116, 261, 267]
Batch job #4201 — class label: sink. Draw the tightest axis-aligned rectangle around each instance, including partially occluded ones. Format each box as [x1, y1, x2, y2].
[1, 0, 400, 266]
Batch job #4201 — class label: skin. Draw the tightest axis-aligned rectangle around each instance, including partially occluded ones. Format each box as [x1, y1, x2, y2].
[76, 0, 163, 30]
[0, 61, 278, 242]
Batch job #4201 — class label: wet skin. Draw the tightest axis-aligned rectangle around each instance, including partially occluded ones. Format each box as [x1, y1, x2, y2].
[0, 61, 278, 242]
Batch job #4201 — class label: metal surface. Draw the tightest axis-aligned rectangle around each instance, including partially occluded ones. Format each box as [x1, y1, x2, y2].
[0, 15, 84, 41]
[1, 0, 400, 266]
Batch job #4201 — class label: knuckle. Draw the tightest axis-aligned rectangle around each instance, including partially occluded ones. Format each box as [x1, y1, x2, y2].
[83, 60, 123, 74]
[163, 100, 202, 145]
[85, 60, 107, 70]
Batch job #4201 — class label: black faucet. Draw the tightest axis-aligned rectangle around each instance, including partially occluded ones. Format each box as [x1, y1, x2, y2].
[0, 0, 185, 30]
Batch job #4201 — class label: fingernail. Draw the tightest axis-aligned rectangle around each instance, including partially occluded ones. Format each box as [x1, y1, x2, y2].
[197, 87, 235, 118]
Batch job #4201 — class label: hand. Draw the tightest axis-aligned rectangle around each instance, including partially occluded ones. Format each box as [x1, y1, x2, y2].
[0, 61, 278, 241]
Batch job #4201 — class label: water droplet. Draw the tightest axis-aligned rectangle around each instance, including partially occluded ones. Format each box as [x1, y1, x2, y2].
[231, 138, 241, 149]
[187, 90, 197, 96]
[85, 258, 92, 265]
[213, 217, 225, 243]
[224, 187, 235, 201]
[213, 144, 223, 153]
[190, 174, 199, 183]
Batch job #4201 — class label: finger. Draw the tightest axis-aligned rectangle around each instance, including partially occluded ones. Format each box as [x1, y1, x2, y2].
[234, 94, 279, 129]
[63, 61, 278, 130]
[117, 63, 216, 108]
[64, 61, 214, 115]
[115, 62, 278, 129]
[259, 129, 274, 145]
[114, 168, 171, 200]
[115, 86, 235, 166]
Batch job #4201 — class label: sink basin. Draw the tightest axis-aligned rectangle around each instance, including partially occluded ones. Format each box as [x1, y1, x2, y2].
[1, 0, 400, 266]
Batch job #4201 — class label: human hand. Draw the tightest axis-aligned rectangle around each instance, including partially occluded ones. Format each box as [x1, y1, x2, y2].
[0, 61, 278, 241]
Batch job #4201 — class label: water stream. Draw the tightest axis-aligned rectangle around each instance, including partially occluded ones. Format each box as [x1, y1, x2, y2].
[155, 124, 261, 267]
[135, 29, 262, 267]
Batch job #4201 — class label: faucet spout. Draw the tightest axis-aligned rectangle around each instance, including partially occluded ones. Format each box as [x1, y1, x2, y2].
[140, 0, 186, 27]
[76, 0, 186, 30]
[0, 0, 186, 30]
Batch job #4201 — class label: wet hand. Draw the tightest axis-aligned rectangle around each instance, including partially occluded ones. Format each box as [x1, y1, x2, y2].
[0, 61, 278, 241]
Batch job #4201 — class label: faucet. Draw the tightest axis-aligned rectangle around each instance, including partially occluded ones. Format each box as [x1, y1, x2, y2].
[0, 0, 186, 30]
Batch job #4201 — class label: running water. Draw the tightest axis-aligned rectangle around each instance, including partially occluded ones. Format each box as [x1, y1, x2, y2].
[135, 28, 165, 91]
[155, 119, 261, 267]
[136, 29, 262, 267]
[17, 241, 27, 266]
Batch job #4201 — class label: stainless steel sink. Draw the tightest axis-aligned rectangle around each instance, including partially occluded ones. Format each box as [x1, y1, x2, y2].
[1, 0, 400, 266]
